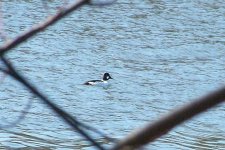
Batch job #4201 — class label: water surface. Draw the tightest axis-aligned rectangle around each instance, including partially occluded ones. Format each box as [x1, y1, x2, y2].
[0, 0, 225, 149]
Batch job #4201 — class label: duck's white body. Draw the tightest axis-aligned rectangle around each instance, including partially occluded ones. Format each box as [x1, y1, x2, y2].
[85, 80, 108, 85]
[84, 73, 113, 86]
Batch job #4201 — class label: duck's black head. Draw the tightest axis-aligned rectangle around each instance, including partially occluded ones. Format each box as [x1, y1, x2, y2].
[103, 73, 113, 81]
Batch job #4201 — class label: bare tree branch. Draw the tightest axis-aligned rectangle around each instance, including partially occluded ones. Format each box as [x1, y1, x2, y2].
[0, 96, 33, 129]
[0, 1, 224, 149]
[0, 62, 115, 144]
[0, 0, 89, 56]
[0, 0, 118, 148]
[0, 56, 106, 150]
[111, 87, 225, 150]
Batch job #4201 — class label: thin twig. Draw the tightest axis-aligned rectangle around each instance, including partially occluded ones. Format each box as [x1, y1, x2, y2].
[0, 64, 115, 143]
[0, 56, 106, 150]
[0, 97, 33, 129]
[0, 66, 33, 129]
[0, 0, 90, 56]
[0, 0, 117, 146]
[111, 87, 225, 150]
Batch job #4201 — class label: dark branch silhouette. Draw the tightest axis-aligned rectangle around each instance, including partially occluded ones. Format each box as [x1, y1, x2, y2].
[0, 55, 106, 150]
[1, 1, 225, 150]
[111, 87, 225, 150]
[0, 0, 118, 56]
[0, 0, 90, 56]
[0, 58, 115, 145]
[0, 0, 118, 149]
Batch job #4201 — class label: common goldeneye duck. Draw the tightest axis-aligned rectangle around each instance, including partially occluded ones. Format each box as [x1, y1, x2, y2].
[84, 73, 113, 85]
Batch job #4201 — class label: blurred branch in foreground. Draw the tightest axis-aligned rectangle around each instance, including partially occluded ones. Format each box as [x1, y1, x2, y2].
[111, 87, 225, 150]
[0, 0, 89, 56]
[0, 56, 107, 150]
[0, 97, 33, 129]
[0, 0, 118, 149]
[0, 0, 117, 56]
[2, 1, 224, 150]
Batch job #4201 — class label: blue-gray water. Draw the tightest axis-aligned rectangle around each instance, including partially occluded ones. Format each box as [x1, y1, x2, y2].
[1, 0, 225, 149]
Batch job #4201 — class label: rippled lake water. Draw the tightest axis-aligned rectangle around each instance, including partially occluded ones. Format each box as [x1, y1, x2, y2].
[1, 0, 225, 149]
